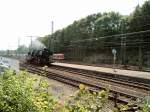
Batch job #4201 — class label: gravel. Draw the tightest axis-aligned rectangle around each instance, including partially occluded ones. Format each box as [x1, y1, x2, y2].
[42, 76, 78, 103]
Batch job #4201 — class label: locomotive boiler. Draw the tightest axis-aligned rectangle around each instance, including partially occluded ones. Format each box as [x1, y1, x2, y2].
[26, 48, 53, 65]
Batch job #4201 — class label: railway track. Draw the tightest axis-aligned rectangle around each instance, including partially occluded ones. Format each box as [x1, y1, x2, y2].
[50, 65, 150, 91]
[20, 63, 150, 104]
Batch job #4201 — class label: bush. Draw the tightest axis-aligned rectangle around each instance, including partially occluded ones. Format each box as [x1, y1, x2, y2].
[0, 70, 57, 112]
[0, 70, 109, 112]
[61, 84, 109, 112]
[3, 70, 150, 112]
[140, 97, 150, 112]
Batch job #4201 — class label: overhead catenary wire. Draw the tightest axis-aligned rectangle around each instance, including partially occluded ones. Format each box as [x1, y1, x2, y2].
[70, 29, 150, 43]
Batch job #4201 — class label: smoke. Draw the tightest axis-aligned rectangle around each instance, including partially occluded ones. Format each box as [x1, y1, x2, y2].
[31, 40, 46, 50]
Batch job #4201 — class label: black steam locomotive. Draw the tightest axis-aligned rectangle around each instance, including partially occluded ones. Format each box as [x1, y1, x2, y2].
[26, 48, 53, 65]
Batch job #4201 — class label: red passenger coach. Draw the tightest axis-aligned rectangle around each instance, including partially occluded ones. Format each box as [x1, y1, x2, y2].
[52, 53, 65, 61]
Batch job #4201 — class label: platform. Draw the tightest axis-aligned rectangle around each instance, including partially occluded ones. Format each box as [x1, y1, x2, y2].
[52, 62, 150, 80]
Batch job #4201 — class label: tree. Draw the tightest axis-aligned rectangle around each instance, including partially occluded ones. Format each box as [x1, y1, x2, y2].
[129, 0, 150, 32]
[94, 12, 122, 37]
[128, 5, 142, 32]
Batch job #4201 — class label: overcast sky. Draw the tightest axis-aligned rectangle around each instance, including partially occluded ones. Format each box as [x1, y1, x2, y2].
[0, 0, 146, 50]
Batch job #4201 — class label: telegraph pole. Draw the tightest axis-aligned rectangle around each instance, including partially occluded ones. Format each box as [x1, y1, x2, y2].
[18, 37, 20, 57]
[121, 20, 127, 67]
[31, 36, 33, 50]
[26, 36, 33, 51]
[51, 21, 54, 36]
[27, 35, 42, 51]
[50, 21, 54, 52]
[30, 36, 33, 51]
[138, 35, 143, 70]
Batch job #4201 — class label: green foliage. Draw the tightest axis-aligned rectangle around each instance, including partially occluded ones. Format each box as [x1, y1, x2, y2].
[0, 70, 57, 112]
[0, 70, 110, 112]
[40, 11, 124, 54]
[129, 0, 150, 32]
[94, 12, 122, 37]
[0, 69, 149, 112]
[63, 84, 109, 112]
[113, 97, 150, 112]
[140, 97, 150, 112]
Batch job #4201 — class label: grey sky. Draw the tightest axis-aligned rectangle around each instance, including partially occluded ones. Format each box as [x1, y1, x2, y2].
[0, 0, 146, 50]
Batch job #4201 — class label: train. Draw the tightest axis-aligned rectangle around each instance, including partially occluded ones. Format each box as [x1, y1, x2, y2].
[26, 48, 64, 65]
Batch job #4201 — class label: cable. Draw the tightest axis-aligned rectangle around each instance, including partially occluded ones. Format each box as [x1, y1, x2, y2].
[70, 29, 150, 43]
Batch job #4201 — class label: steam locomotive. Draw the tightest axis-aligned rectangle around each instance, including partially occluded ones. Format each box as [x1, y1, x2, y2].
[26, 48, 53, 65]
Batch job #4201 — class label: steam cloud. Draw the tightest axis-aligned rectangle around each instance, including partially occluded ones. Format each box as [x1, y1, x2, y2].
[31, 40, 46, 50]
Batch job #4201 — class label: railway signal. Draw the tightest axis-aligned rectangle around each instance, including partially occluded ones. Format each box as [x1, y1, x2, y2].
[112, 48, 117, 72]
